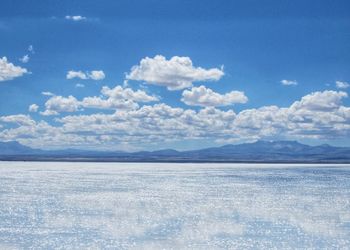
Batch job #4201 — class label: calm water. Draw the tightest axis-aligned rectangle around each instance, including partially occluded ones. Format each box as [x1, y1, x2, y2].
[0, 162, 349, 249]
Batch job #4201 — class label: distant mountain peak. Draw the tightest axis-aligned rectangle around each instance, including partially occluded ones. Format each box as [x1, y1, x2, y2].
[255, 139, 302, 145]
[0, 140, 349, 163]
[0, 140, 39, 155]
[1, 140, 21, 146]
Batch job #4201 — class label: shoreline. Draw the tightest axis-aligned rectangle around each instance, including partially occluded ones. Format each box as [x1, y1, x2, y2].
[1, 159, 350, 164]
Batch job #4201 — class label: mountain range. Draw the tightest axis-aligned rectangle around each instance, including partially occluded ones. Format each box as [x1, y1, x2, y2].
[1, 140, 350, 163]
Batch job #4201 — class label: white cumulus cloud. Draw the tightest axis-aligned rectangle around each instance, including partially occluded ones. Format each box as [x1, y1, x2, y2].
[40, 95, 80, 116]
[28, 104, 39, 112]
[181, 85, 248, 107]
[88, 70, 105, 80]
[81, 97, 139, 110]
[290, 90, 347, 111]
[0, 57, 28, 82]
[101, 85, 158, 103]
[67, 70, 105, 80]
[40, 85, 158, 115]
[336, 81, 349, 89]
[66, 71, 88, 80]
[125, 55, 224, 90]
[0, 114, 35, 126]
[82, 85, 158, 110]
[2, 88, 350, 149]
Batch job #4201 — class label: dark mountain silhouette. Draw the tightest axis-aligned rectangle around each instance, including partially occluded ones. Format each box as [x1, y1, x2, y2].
[0, 140, 349, 163]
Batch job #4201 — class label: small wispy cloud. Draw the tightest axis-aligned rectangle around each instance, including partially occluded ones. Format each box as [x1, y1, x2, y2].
[75, 83, 85, 88]
[335, 81, 349, 89]
[19, 55, 30, 63]
[28, 45, 34, 54]
[19, 45, 34, 63]
[281, 79, 298, 86]
[65, 15, 87, 21]
[41, 91, 55, 96]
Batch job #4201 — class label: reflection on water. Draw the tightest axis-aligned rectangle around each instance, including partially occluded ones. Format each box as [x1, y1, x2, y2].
[0, 162, 349, 249]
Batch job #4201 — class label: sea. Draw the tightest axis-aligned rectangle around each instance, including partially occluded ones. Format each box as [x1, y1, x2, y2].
[0, 162, 349, 249]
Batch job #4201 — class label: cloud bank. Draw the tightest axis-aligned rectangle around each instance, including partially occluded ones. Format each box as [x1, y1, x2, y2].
[1, 89, 349, 149]
[0, 55, 348, 149]
[40, 85, 159, 115]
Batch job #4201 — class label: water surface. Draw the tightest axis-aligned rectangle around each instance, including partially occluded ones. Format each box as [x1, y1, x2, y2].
[0, 162, 349, 249]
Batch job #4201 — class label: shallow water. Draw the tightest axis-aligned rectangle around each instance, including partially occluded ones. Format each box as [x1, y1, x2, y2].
[0, 162, 349, 249]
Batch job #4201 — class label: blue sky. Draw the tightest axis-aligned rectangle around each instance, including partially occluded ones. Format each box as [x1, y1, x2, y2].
[0, 0, 349, 151]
